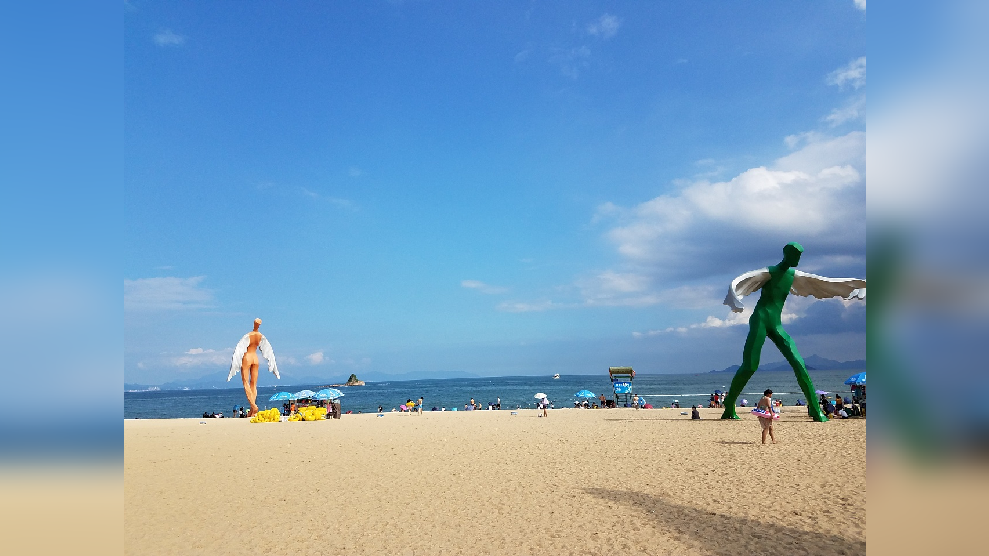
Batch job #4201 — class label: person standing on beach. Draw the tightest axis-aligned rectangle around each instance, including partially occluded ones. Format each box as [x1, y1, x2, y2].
[418, 397, 424, 415]
[757, 389, 776, 444]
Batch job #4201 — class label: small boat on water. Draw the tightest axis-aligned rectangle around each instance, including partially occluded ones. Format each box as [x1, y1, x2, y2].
[552, 374, 560, 379]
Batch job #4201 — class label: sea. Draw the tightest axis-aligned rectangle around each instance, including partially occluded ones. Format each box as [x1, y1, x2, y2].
[124, 369, 862, 419]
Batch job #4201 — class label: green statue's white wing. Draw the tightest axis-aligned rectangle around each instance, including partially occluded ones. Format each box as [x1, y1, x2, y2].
[724, 268, 770, 313]
[259, 335, 280, 379]
[227, 333, 251, 381]
[791, 270, 867, 300]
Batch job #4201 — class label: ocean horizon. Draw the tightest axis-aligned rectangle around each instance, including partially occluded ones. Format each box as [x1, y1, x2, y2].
[124, 369, 862, 419]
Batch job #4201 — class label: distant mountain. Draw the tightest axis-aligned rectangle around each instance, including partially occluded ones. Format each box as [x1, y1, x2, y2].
[709, 354, 865, 373]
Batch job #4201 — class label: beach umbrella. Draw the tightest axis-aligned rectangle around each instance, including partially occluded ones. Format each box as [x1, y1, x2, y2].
[575, 390, 596, 398]
[292, 389, 316, 400]
[814, 390, 829, 395]
[844, 372, 866, 386]
[268, 391, 293, 401]
[714, 390, 723, 395]
[534, 393, 547, 399]
[314, 388, 344, 400]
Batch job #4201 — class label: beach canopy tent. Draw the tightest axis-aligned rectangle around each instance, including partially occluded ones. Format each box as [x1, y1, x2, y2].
[575, 390, 596, 398]
[609, 367, 635, 406]
[269, 392, 293, 401]
[844, 372, 866, 386]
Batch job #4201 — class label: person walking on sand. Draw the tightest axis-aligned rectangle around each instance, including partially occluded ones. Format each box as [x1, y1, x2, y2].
[757, 389, 777, 444]
[540, 396, 549, 418]
[418, 397, 424, 415]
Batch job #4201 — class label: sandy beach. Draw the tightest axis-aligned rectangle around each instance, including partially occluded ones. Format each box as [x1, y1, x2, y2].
[124, 408, 865, 555]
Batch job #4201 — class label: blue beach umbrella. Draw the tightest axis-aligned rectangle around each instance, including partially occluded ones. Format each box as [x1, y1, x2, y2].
[292, 390, 316, 400]
[844, 372, 866, 386]
[575, 390, 596, 398]
[268, 392, 293, 401]
[314, 388, 344, 400]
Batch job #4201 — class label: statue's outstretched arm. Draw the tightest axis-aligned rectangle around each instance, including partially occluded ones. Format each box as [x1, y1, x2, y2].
[723, 268, 770, 312]
[227, 334, 251, 381]
[259, 335, 280, 379]
[791, 270, 867, 300]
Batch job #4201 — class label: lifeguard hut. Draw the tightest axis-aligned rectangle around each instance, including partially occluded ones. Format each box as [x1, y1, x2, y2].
[609, 366, 635, 407]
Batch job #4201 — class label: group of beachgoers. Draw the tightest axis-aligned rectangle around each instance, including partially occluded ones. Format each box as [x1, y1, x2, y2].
[820, 388, 866, 419]
[202, 406, 249, 418]
[382, 396, 513, 413]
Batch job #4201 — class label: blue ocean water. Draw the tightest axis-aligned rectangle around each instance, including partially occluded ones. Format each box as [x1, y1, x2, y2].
[124, 369, 861, 419]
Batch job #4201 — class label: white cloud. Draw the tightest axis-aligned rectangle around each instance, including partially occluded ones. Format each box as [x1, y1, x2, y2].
[586, 14, 621, 39]
[854, 0, 866, 11]
[604, 131, 865, 274]
[825, 95, 866, 126]
[172, 347, 229, 367]
[153, 29, 185, 47]
[827, 57, 866, 90]
[124, 276, 213, 311]
[306, 351, 324, 365]
[496, 300, 565, 313]
[461, 280, 508, 295]
[633, 307, 799, 337]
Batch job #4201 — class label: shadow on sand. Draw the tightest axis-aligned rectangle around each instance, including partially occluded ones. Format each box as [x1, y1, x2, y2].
[583, 487, 865, 555]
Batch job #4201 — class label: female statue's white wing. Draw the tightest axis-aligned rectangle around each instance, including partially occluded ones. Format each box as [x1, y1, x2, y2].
[723, 268, 770, 312]
[259, 335, 280, 379]
[227, 334, 251, 381]
[791, 270, 867, 301]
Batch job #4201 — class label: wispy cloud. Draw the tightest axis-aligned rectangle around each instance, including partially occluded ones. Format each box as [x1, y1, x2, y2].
[306, 351, 325, 365]
[461, 280, 508, 295]
[854, 0, 866, 11]
[825, 95, 866, 126]
[172, 347, 230, 368]
[548, 46, 591, 79]
[153, 29, 185, 47]
[299, 187, 357, 210]
[586, 14, 621, 39]
[348, 166, 363, 178]
[496, 300, 566, 313]
[827, 57, 866, 90]
[633, 307, 798, 337]
[124, 276, 213, 311]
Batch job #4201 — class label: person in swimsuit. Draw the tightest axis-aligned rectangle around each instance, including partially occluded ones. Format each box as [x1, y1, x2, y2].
[757, 389, 776, 444]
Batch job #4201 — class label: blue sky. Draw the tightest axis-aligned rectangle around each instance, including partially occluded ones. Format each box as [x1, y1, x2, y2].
[125, 1, 867, 385]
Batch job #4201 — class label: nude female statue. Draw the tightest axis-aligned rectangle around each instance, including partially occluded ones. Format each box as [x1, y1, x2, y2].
[226, 318, 279, 416]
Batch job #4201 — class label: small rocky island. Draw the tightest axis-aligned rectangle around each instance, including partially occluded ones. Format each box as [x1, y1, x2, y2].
[328, 373, 365, 387]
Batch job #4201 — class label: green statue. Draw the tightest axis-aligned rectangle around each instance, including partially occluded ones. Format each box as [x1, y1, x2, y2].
[721, 242, 867, 421]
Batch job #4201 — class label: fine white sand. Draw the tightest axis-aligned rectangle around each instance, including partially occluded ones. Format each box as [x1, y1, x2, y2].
[125, 407, 865, 555]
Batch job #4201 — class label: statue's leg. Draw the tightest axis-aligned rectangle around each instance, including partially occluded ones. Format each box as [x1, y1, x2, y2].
[240, 358, 253, 415]
[721, 317, 768, 419]
[768, 325, 827, 422]
[248, 362, 260, 416]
